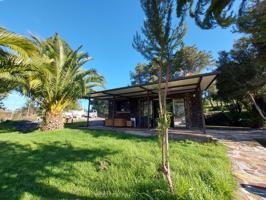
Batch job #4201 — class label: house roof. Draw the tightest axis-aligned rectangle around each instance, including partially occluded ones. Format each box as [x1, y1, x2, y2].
[88, 72, 217, 100]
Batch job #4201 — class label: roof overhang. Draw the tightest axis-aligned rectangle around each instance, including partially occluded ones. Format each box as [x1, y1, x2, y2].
[88, 72, 217, 100]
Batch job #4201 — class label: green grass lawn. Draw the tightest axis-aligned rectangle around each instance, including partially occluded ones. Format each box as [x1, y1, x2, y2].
[0, 121, 236, 200]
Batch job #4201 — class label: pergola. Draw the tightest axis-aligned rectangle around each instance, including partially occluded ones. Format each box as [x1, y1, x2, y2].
[89, 72, 216, 99]
[87, 72, 217, 130]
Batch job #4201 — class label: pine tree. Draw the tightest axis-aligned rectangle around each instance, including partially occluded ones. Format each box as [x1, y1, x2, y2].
[133, 0, 186, 192]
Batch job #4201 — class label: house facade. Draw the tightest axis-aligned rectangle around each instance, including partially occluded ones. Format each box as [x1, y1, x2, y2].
[88, 72, 217, 130]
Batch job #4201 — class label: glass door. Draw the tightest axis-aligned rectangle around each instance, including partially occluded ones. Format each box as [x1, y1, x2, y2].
[140, 100, 153, 128]
[173, 99, 186, 127]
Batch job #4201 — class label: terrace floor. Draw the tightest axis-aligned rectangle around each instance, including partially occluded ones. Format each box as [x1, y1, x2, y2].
[85, 125, 213, 142]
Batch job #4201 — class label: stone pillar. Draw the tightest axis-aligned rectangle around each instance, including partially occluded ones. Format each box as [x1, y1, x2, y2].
[184, 91, 203, 129]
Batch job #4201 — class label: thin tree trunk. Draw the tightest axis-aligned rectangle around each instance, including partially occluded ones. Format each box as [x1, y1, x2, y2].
[156, 62, 174, 193]
[161, 131, 165, 167]
[248, 92, 266, 121]
[158, 65, 163, 113]
[158, 65, 165, 167]
[163, 64, 174, 193]
[164, 128, 174, 193]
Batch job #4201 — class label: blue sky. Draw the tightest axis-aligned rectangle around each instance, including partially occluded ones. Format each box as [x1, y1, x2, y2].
[0, 0, 240, 110]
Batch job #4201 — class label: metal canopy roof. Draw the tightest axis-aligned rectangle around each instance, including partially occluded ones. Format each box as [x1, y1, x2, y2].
[89, 72, 217, 100]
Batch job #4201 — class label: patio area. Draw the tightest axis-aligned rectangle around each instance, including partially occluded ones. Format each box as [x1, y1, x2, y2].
[85, 124, 214, 142]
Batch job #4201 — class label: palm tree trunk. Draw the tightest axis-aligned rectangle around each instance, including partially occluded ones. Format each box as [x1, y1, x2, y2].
[41, 110, 64, 131]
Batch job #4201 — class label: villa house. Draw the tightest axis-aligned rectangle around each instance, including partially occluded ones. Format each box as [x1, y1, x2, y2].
[88, 72, 217, 130]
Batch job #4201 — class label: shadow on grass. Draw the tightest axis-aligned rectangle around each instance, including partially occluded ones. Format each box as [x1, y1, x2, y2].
[0, 120, 39, 134]
[0, 140, 118, 199]
[0, 120, 20, 133]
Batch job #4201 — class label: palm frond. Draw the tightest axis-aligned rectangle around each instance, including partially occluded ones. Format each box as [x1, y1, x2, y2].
[0, 27, 38, 58]
[19, 33, 105, 112]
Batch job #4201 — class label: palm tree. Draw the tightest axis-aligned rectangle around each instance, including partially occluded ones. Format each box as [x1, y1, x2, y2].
[0, 27, 38, 93]
[19, 34, 104, 131]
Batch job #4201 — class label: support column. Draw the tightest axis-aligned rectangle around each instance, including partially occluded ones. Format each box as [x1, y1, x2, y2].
[87, 98, 91, 127]
[112, 97, 115, 127]
[138, 98, 141, 128]
[147, 91, 150, 129]
[184, 93, 192, 129]
[199, 90, 206, 133]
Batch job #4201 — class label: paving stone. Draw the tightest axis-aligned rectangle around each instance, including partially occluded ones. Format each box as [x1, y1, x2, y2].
[208, 129, 266, 200]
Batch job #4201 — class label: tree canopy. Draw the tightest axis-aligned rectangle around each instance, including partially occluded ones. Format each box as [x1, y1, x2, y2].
[173, 45, 212, 75]
[130, 45, 212, 85]
[216, 1, 266, 122]
[130, 63, 158, 85]
[216, 38, 258, 99]
[176, 0, 251, 29]
[217, 1, 266, 99]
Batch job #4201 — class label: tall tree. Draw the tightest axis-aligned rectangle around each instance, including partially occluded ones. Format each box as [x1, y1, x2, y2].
[176, 0, 266, 123]
[130, 63, 158, 85]
[133, 0, 185, 192]
[217, 38, 266, 122]
[236, 0, 266, 78]
[217, 1, 266, 122]
[173, 45, 212, 76]
[19, 34, 104, 131]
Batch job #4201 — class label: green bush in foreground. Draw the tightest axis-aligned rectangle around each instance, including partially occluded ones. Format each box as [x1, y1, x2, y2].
[0, 124, 236, 200]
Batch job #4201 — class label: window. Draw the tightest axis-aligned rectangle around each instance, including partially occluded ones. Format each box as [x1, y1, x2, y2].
[143, 100, 152, 117]
[173, 99, 186, 127]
